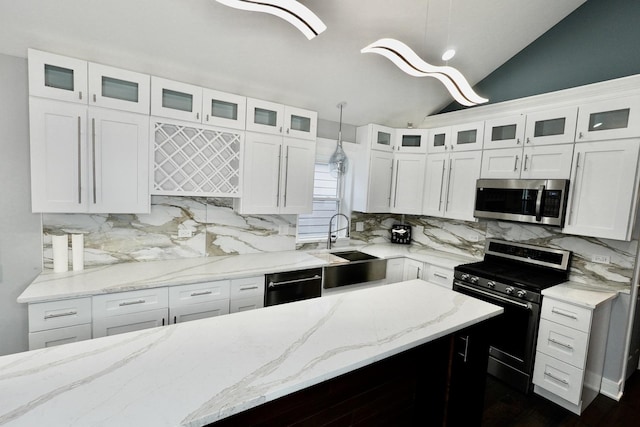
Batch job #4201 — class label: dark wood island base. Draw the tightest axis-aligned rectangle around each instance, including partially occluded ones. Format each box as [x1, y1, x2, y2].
[210, 319, 495, 426]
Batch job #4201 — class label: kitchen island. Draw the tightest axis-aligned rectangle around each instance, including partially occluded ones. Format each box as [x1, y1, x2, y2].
[1, 280, 502, 426]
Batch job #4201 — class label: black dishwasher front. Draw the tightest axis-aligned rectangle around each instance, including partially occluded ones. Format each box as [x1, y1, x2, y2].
[264, 268, 323, 306]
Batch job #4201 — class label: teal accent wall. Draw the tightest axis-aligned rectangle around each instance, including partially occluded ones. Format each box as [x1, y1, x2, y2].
[441, 0, 640, 113]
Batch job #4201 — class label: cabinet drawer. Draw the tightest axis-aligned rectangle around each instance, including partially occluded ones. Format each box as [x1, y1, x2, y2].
[230, 276, 264, 299]
[169, 280, 230, 308]
[533, 352, 583, 405]
[537, 319, 588, 369]
[541, 298, 591, 332]
[230, 295, 264, 313]
[424, 265, 453, 289]
[29, 324, 92, 350]
[170, 299, 229, 324]
[28, 298, 92, 332]
[92, 288, 168, 318]
[93, 308, 168, 338]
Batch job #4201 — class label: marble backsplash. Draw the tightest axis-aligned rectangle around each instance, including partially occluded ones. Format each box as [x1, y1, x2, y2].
[349, 212, 637, 291]
[42, 196, 298, 268]
[42, 198, 636, 290]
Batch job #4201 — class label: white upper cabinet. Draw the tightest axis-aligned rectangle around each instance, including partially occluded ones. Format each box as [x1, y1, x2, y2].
[29, 49, 150, 114]
[246, 98, 317, 140]
[87, 63, 150, 114]
[30, 98, 150, 213]
[575, 96, 640, 142]
[563, 139, 640, 241]
[28, 49, 88, 104]
[483, 115, 526, 149]
[358, 124, 395, 152]
[151, 77, 203, 122]
[395, 129, 428, 153]
[390, 153, 425, 214]
[523, 107, 578, 145]
[201, 88, 246, 130]
[423, 151, 481, 221]
[481, 144, 574, 180]
[429, 121, 485, 153]
[235, 132, 315, 214]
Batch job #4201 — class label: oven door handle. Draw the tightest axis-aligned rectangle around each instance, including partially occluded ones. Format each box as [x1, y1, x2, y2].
[454, 282, 532, 311]
[535, 184, 545, 222]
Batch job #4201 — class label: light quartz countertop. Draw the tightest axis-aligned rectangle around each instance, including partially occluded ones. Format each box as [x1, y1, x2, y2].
[0, 280, 503, 427]
[542, 281, 618, 309]
[18, 244, 478, 304]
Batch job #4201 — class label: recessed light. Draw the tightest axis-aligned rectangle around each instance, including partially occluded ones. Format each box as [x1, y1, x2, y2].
[442, 49, 456, 61]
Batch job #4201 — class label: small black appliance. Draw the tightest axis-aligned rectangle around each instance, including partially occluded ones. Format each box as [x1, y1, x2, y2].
[390, 224, 411, 244]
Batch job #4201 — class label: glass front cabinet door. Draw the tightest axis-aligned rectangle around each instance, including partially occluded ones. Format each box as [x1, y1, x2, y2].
[28, 48, 88, 104]
[151, 76, 203, 123]
[427, 126, 452, 153]
[284, 106, 317, 140]
[451, 121, 485, 151]
[202, 89, 247, 130]
[575, 96, 640, 142]
[483, 115, 526, 149]
[88, 63, 150, 114]
[246, 98, 284, 135]
[523, 107, 578, 146]
[395, 129, 428, 153]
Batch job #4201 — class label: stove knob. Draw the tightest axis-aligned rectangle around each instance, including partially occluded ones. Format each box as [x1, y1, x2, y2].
[469, 276, 479, 284]
[461, 274, 469, 281]
[505, 287, 514, 295]
[517, 290, 527, 299]
[487, 281, 496, 289]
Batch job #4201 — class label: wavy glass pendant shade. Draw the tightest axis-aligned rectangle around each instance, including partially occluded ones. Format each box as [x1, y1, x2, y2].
[329, 102, 348, 177]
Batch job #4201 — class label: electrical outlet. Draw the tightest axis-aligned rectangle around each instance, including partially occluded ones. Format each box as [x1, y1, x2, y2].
[468, 235, 479, 242]
[355, 222, 364, 232]
[278, 225, 289, 235]
[591, 254, 611, 264]
[178, 229, 193, 238]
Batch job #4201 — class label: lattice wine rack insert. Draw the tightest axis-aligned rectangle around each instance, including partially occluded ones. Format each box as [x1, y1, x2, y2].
[153, 122, 242, 196]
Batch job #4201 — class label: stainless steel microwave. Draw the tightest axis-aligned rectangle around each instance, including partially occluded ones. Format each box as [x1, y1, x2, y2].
[474, 179, 570, 227]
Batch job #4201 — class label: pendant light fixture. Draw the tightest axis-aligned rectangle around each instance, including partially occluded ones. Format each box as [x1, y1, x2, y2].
[215, 0, 327, 40]
[329, 102, 348, 177]
[360, 0, 488, 107]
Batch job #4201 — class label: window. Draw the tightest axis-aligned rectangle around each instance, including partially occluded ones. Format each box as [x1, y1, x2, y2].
[297, 163, 341, 241]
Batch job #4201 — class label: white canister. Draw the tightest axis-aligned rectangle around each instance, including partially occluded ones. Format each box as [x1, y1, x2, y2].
[52, 234, 69, 273]
[72, 234, 84, 271]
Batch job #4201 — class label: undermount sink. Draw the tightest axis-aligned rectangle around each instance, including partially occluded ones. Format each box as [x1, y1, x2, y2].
[324, 251, 386, 289]
[331, 250, 379, 262]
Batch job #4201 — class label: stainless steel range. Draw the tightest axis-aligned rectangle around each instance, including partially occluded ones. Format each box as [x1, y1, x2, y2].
[453, 239, 572, 393]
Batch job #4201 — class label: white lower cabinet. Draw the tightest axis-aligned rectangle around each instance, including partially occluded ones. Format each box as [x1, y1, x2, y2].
[533, 295, 614, 414]
[562, 139, 640, 240]
[27, 297, 93, 350]
[229, 276, 264, 313]
[169, 281, 231, 324]
[403, 259, 424, 281]
[423, 265, 454, 289]
[92, 288, 169, 338]
[385, 258, 405, 284]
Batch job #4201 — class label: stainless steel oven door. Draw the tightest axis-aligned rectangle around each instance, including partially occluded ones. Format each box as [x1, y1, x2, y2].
[453, 281, 541, 392]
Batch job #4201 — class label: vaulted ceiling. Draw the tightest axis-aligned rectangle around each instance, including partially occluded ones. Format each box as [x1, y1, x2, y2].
[0, 0, 585, 127]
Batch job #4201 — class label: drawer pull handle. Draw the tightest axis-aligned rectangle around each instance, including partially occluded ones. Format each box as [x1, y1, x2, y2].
[433, 273, 448, 279]
[119, 299, 146, 307]
[551, 307, 578, 319]
[44, 310, 77, 319]
[190, 291, 213, 297]
[548, 338, 573, 350]
[544, 371, 569, 385]
[239, 286, 259, 291]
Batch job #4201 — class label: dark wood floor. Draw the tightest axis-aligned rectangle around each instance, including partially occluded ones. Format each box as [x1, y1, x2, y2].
[482, 372, 640, 427]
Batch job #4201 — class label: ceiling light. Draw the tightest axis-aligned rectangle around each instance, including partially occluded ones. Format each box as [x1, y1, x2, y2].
[361, 38, 488, 107]
[442, 49, 456, 61]
[329, 102, 348, 177]
[215, 0, 327, 40]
